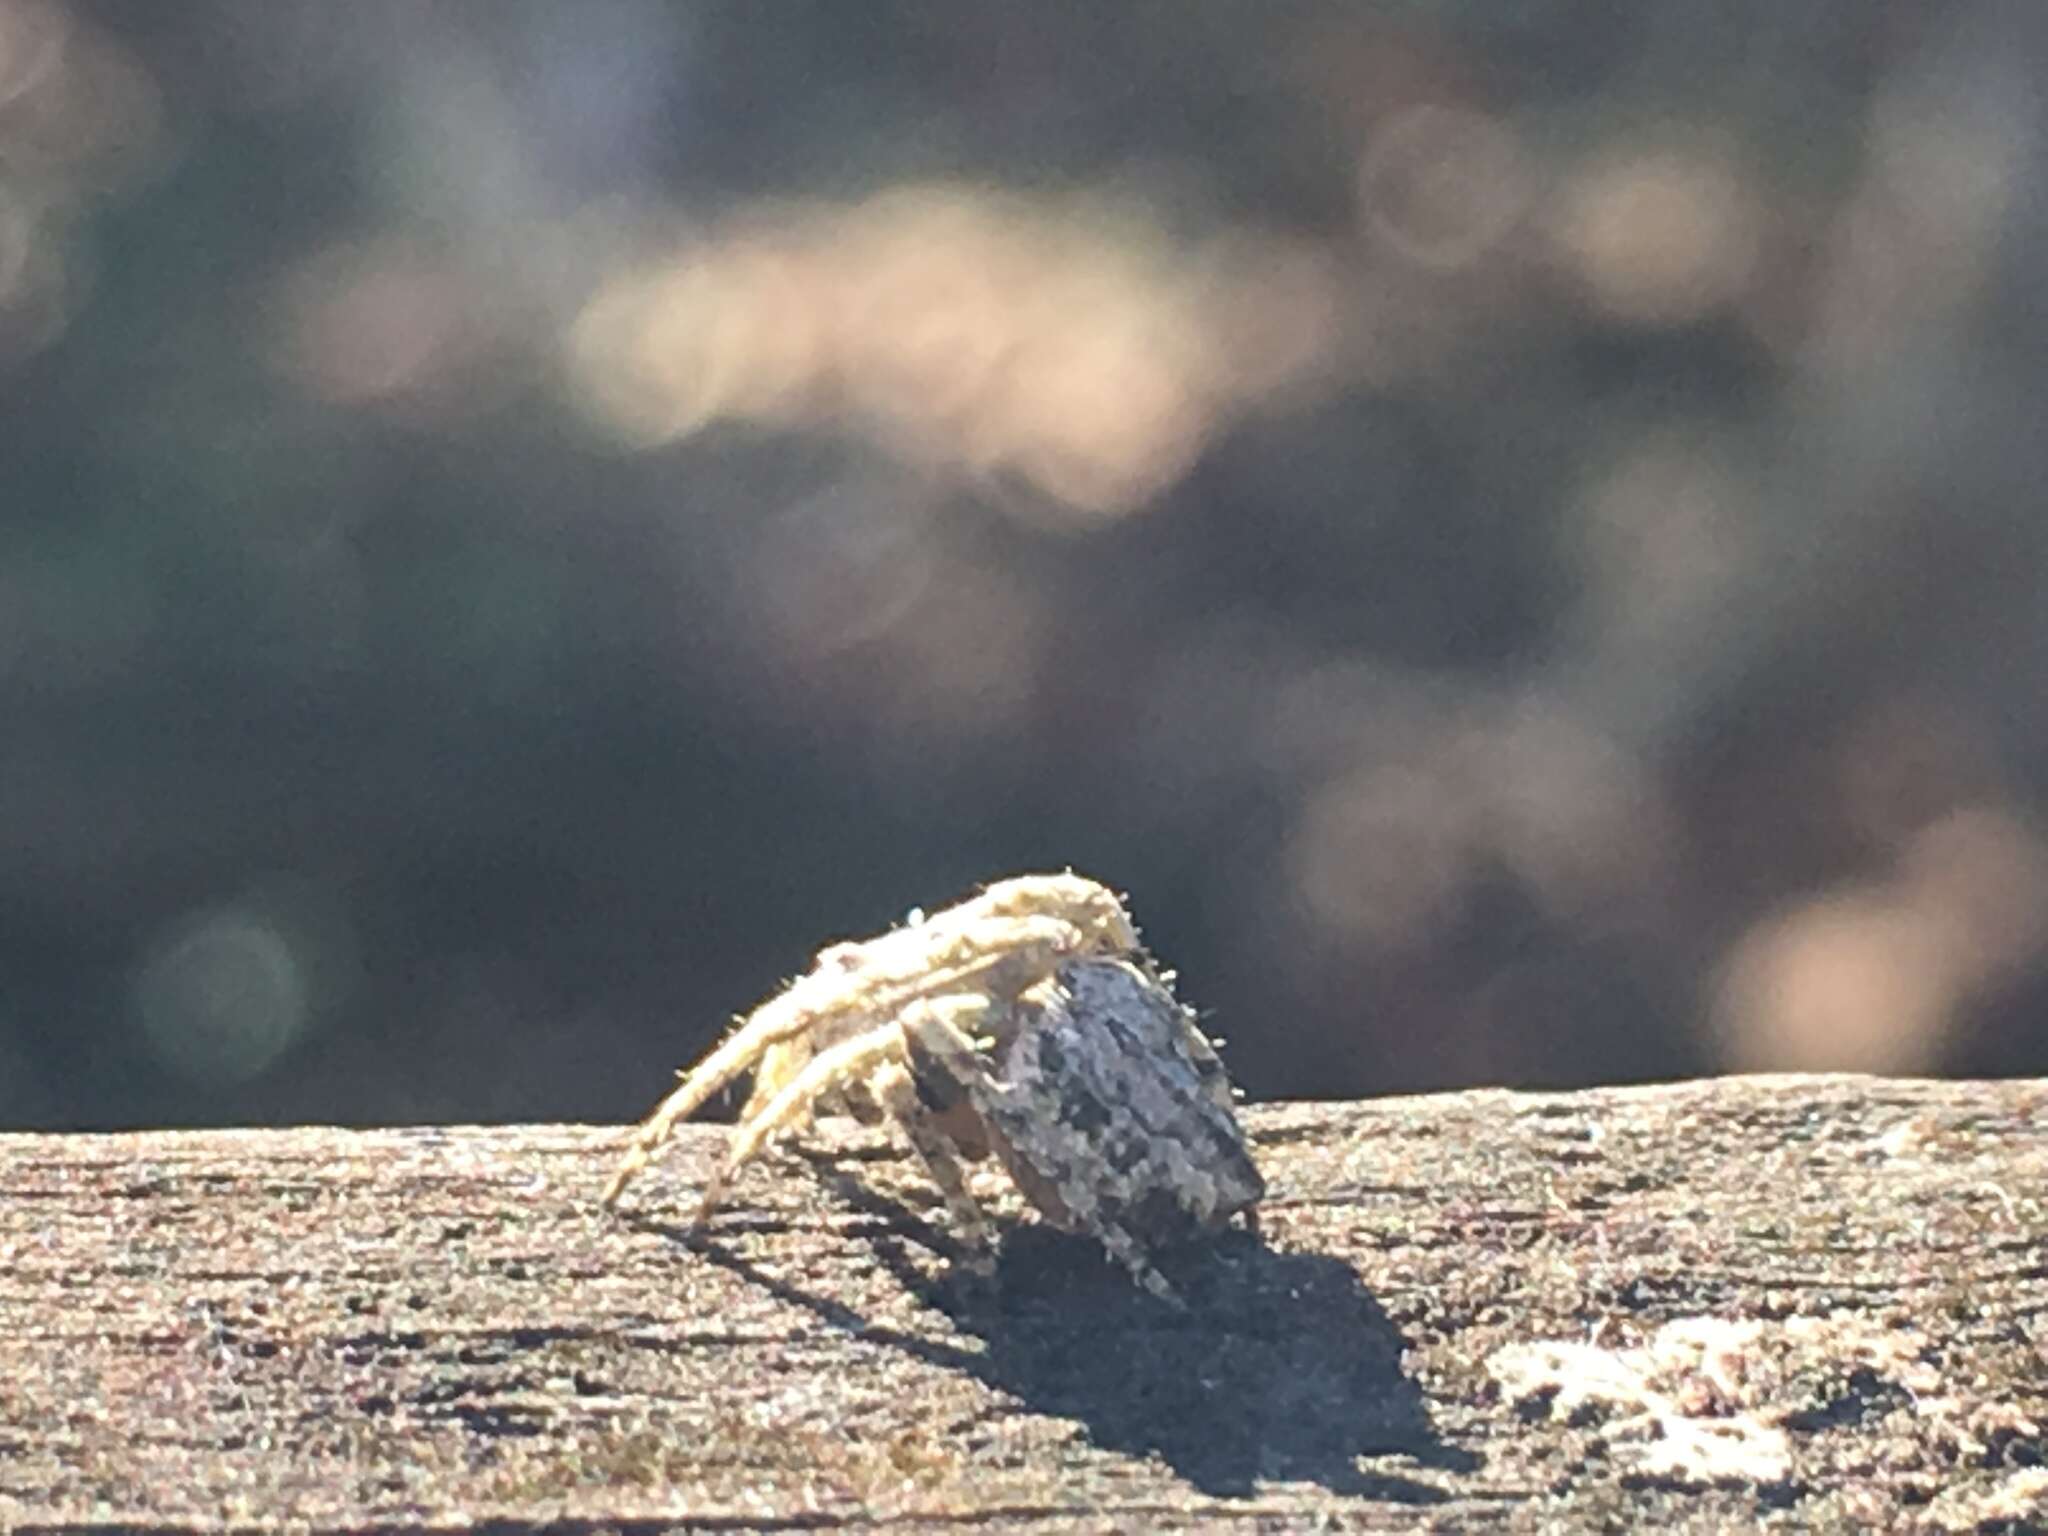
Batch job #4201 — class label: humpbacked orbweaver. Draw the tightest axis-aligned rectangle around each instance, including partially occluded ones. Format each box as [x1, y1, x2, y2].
[601, 872, 1264, 1301]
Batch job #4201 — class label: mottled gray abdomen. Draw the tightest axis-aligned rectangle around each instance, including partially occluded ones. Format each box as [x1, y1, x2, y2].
[988, 959, 1264, 1245]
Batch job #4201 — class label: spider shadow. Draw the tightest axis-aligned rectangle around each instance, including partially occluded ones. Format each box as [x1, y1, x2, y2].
[654, 1146, 1477, 1501]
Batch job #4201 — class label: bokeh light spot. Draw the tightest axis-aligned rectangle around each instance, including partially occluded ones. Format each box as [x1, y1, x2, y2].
[562, 184, 1332, 518]
[0, 0, 70, 113]
[132, 908, 311, 1089]
[1288, 765, 1478, 955]
[1553, 144, 1758, 327]
[1359, 104, 1531, 270]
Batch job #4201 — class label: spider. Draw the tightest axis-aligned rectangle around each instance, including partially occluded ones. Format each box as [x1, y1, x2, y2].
[600, 872, 1265, 1301]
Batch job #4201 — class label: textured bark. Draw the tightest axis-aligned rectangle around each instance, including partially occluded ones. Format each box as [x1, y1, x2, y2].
[2, 1075, 2044, 1532]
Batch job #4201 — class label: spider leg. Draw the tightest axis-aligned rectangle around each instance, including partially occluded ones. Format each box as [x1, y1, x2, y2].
[601, 985, 836, 1208]
[604, 913, 1100, 1209]
[1094, 1219, 1185, 1309]
[702, 998, 1004, 1266]
[840, 914, 1099, 1021]
[693, 1020, 909, 1223]
[871, 1056, 997, 1272]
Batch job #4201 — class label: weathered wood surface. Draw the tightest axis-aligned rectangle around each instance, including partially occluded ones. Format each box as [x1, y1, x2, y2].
[2, 1076, 2044, 1533]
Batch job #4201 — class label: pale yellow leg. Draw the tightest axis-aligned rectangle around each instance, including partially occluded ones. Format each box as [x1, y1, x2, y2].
[600, 984, 825, 1207]
[602, 915, 1088, 1209]
[693, 1021, 908, 1222]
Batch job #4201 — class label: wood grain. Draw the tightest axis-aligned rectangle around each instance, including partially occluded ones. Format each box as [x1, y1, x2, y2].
[3, 1075, 2044, 1531]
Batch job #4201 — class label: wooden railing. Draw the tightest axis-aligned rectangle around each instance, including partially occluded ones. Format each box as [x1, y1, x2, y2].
[4, 1075, 2043, 1530]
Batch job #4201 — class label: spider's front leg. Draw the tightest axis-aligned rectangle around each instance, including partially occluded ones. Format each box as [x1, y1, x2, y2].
[691, 998, 1002, 1271]
[603, 911, 1108, 1210]
[692, 1021, 908, 1223]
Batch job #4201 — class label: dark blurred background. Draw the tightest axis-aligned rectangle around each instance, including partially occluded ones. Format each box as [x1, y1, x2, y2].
[5, 1, 2047, 1131]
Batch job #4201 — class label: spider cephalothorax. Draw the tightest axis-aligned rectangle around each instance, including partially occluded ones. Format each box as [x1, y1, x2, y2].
[601, 872, 1263, 1300]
